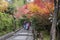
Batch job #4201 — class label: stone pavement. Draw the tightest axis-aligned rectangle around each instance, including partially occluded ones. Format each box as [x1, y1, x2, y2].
[6, 28, 33, 40]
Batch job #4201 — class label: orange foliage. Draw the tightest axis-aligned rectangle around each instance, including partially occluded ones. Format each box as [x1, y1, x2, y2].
[34, 0, 54, 14]
[27, 3, 52, 14]
[44, 1, 54, 13]
[19, 0, 54, 18]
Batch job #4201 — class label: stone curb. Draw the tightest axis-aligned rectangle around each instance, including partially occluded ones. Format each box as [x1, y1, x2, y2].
[0, 27, 22, 40]
[0, 32, 14, 40]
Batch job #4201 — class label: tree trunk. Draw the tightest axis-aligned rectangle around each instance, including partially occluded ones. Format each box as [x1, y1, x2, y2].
[39, 32, 43, 40]
[57, 30, 60, 40]
[33, 29, 35, 40]
[57, 0, 60, 40]
[12, 15, 16, 31]
[50, 0, 58, 40]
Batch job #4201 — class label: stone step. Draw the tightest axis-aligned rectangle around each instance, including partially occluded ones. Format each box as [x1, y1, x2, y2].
[13, 33, 33, 36]
[6, 28, 33, 40]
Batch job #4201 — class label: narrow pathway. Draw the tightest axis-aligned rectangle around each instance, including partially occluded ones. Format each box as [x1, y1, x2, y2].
[6, 28, 33, 40]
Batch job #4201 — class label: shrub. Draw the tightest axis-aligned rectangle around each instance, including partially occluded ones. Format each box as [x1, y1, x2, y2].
[5, 5, 16, 15]
[0, 0, 8, 12]
[0, 12, 14, 32]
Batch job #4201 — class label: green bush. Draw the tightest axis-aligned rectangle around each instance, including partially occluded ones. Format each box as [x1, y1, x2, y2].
[0, 12, 22, 36]
[5, 5, 16, 15]
[0, 12, 14, 32]
[15, 19, 21, 29]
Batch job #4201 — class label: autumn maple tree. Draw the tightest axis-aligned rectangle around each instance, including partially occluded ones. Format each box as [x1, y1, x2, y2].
[18, 0, 54, 16]
[17, 0, 54, 40]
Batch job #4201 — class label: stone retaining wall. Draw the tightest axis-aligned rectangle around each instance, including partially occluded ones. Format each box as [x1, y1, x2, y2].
[0, 28, 22, 40]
